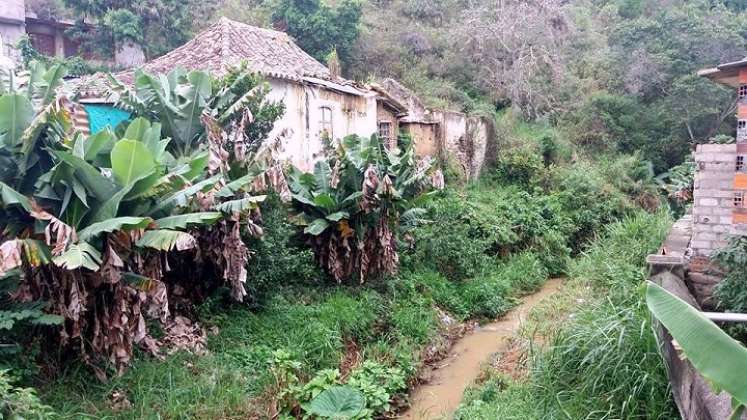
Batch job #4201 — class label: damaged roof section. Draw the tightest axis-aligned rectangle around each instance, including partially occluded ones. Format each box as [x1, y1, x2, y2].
[376, 78, 436, 124]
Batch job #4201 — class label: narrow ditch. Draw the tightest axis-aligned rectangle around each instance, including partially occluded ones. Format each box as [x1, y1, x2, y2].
[400, 278, 564, 420]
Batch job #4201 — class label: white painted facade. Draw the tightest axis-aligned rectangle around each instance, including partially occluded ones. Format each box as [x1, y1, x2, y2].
[266, 78, 380, 171]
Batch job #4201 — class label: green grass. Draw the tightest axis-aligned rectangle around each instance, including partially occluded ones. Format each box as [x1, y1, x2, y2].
[39, 245, 556, 419]
[455, 211, 678, 420]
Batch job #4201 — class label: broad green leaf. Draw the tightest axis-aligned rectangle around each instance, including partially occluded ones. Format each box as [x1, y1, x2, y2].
[0, 94, 33, 147]
[78, 217, 152, 242]
[326, 211, 349, 222]
[52, 151, 117, 201]
[342, 192, 363, 204]
[39, 64, 67, 107]
[88, 170, 156, 223]
[136, 229, 197, 251]
[313, 193, 336, 209]
[172, 71, 211, 151]
[125, 170, 162, 199]
[305, 386, 364, 419]
[646, 282, 747, 404]
[84, 129, 117, 160]
[52, 242, 102, 271]
[292, 193, 316, 207]
[124, 117, 151, 141]
[183, 151, 209, 181]
[215, 195, 266, 214]
[110, 139, 157, 186]
[149, 175, 221, 215]
[0, 181, 31, 211]
[304, 218, 330, 236]
[314, 161, 333, 192]
[154, 212, 222, 229]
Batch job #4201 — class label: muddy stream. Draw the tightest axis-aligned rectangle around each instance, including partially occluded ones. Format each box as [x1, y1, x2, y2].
[400, 278, 563, 420]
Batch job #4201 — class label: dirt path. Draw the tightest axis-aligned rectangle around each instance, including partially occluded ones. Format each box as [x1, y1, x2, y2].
[400, 278, 564, 420]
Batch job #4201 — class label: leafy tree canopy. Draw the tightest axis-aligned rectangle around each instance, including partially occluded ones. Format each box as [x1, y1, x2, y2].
[271, 0, 363, 70]
[62, 0, 217, 59]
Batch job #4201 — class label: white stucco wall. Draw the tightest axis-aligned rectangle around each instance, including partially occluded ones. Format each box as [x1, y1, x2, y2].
[266, 78, 380, 171]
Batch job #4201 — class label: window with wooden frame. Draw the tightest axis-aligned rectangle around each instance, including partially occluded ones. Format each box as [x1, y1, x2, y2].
[319, 106, 333, 139]
[738, 155, 745, 172]
[378, 121, 392, 146]
[740, 85, 747, 99]
[735, 191, 744, 208]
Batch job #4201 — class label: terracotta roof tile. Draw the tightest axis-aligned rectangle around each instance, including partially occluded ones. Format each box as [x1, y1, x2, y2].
[116, 17, 330, 84]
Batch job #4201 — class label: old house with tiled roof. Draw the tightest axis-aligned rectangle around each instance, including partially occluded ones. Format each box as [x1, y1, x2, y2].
[115, 17, 407, 170]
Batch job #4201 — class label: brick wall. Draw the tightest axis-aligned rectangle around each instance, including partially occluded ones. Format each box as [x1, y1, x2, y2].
[691, 143, 737, 257]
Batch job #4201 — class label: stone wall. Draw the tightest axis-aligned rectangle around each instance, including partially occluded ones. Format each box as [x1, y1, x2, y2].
[692, 143, 737, 257]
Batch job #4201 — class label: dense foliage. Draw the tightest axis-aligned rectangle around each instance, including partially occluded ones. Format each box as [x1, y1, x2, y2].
[713, 236, 747, 342]
[289, 135, 441, 283]
[0, 62, 285, 379]
[271, 0, 363, 68]
[61, 0, 216, 59]
[348, 0, 746, 171]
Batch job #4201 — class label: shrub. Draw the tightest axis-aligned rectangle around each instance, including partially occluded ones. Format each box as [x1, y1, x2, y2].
[497, 252, 548, 295]
[273, 356, 407, 419]
[0, 369, 55, 419]
[459, 273, 514, 319]
[713, 236, 747, 342]
[545, 163, 631, 249]
[492, 145, 544, 187]
[244, 194, 324, 303]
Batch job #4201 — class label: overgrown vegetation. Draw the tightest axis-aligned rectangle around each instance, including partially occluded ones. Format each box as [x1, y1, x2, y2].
[455, 211, 676, 419]
[2, 0, 719, 416]
[0, 105, 668, 418]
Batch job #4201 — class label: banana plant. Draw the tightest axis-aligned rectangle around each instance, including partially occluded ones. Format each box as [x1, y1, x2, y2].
[288, 134, 442, 283]
[110, 63, 284, 159]
[647, 282, 747, 419]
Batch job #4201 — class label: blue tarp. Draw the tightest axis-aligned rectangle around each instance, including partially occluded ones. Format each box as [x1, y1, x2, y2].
[84, 104, 131, 134]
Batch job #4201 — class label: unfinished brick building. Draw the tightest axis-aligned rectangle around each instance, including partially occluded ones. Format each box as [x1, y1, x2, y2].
[695, 57, 747, 258]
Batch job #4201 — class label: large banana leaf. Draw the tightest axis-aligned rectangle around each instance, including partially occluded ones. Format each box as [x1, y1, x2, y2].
[214, 195, 266, 214]
[110, 139, 157, 186]
[37, 64, 67, 108]
[77, 217, 153, 242]
[136, 229, 196, 251]
[154, 212, 222, 229]
[314, 161, 333, 193]
[646, 282, 747, 405]
[52, 151, 117, 201]
[0, 181, 31, 211]
[148, 175, 221, 215]
[0, 94, 33, 147]
[52, 242, 102, 271]
[173, 71, 211, 152]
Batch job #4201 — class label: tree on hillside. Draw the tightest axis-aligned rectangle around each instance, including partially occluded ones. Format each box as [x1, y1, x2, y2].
[62, 0, 218, 59]
[271, 0, 363, 70]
